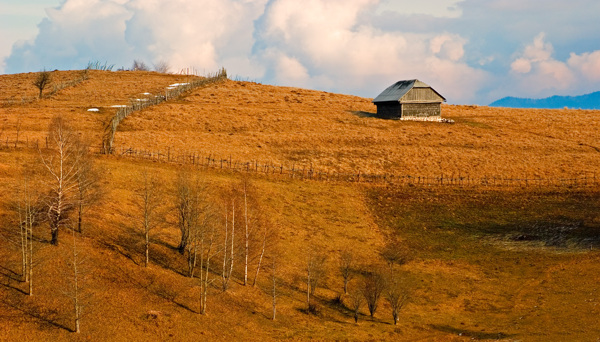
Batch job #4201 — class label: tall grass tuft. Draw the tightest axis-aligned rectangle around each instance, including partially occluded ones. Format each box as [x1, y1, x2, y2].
[86, 61, 115, 71]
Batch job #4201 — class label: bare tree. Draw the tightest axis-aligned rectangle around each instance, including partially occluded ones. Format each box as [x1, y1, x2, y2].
[349, 286, 363, 323]
[175, 170, 213, 278]
[305, 248, 327, 313]
[271, 255, 278, 321]
[75, 143, 102, 234]
[175, 171, 193, 255]
[135, 169, 162, 267]
[221, 199, 235, 291]
[153, 60, 170, 73]
[241, 178, 254, 286]
[252, 220, 278, 286]
[361, 269, 385, 318]
[339, 249, 354, 294]
[66, 226, 85, 333]
[252, 222, 270, 287]
[33, 70, 52, 99]
[385, 277, 409, 325]
[198, 211, 219, 315]
[39, 116, 85, 245]
[14, 170, 41, 295]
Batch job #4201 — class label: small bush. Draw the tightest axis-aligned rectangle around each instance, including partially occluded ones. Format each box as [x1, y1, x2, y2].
[132, 60, 150, 71]
[153, 60, 170, 73]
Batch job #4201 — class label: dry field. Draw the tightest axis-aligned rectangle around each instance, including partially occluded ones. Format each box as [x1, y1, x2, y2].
[0, 70, 599, 341]
[2, 70, 600, 179]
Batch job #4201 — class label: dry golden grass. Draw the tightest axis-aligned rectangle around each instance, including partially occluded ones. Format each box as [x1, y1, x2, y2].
[0, 70, 201, 149]
[1, 71, 600, 341]
[114, 79, 600, 178]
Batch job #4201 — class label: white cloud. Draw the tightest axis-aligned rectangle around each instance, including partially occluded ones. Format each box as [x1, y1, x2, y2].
[254, 0, 488, 103]
[376, 0, 462, 18]
[430, 34, 465, 61]
[568, 50, 600, 81]
[505, 33, 600, 98]
[510, 33, 554, 75]
[510, 58, 531, 74]
[521, 33, 553, 62]
[124, 0, 267, 72]
[509, 34, 570, 91]
[3, 0, 600, 104]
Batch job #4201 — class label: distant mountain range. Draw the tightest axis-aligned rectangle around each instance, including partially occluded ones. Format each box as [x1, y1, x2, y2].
[489, 91, 600, 109]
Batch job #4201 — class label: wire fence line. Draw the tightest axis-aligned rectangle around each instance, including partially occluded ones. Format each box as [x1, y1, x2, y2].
[110, 146, 599, 189]
[2, 139, 598, 189]
[101, 68, 228, 154]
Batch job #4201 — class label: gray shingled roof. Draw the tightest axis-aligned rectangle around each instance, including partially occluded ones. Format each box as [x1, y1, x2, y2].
[373, 79, 446, 103]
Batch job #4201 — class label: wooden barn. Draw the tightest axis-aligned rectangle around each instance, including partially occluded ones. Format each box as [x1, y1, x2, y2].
[373, 79, 446, 119]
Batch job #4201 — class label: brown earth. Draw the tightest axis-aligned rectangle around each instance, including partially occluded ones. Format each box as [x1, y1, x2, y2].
[0, 70, 599, 341]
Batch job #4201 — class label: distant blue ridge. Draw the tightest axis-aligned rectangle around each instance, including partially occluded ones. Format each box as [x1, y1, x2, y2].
[489, 91, 600, 109]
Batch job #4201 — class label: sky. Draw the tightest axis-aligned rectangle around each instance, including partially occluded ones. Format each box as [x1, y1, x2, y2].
[1, 0, 600, 105]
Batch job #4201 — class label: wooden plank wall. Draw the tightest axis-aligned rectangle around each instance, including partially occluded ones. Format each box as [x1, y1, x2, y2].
[401, 88, 444, 103]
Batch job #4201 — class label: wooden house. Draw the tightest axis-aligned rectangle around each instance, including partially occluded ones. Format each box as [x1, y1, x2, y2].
[373, 80, 446, 118]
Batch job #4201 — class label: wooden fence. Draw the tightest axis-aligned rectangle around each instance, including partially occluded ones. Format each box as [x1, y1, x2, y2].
[110, 146, 600, 189]
[101, 68, 228, 154]
[2, 137, 598, 189]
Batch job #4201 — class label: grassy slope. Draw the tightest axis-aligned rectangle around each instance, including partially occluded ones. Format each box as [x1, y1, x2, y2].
[0, 71, 599, 341]
[116, 80, 599, 178]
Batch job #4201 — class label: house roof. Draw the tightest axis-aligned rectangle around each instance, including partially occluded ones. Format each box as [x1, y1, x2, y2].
[373, 79, 446, 103]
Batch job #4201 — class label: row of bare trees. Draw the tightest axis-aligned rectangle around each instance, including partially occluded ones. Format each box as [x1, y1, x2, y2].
[129, 162, 411, 324]
[303, 240, 411, 325]
[8, 115, 101, 333]
[7, 114, 411, 331]
[133, 167, 277, 315]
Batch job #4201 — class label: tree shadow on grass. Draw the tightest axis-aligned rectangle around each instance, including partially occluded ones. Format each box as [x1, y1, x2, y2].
[0, 295, 72, 332]
[430, 324, 515, 340]
[0, 265, 28, 295]
[294, 295, 387, 326]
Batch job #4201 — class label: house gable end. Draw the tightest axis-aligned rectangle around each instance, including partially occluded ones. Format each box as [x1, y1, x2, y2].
[400, 87, 446, 103]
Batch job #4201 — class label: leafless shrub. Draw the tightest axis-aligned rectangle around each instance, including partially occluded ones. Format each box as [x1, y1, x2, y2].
[75, 143, 103, 234]
[134, 168, 163, 267]
[381, 238, 412, 273]
[339, 248, 354, 294]
[305, 247, 327, 312]
[132, 60, 150, 71]
[349, 285, 363, 323]
[153, 60, 170, 73]
[361, 268, 385, 318]
[385, 275, 409, 325]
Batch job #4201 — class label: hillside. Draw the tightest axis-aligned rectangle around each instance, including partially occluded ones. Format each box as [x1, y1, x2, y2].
[490, 91, 600, 109]
[1, 70, 600, 341]
[3, 70, 599, 179]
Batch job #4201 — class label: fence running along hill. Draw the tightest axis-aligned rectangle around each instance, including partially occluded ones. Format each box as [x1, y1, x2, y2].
[101, 68, 228, 154]
[112, 146, 599, 189]
[1, 140, 598, 189]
